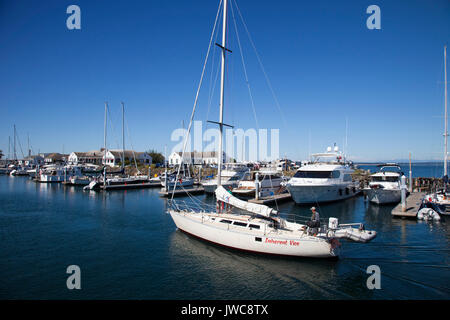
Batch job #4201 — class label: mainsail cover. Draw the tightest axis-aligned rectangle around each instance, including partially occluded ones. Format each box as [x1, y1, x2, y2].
[215, 186, 278, 218]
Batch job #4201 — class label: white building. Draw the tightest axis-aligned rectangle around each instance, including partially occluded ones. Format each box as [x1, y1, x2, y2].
[44, 153, 68, 164]
[103, 150, 152, 167]
[168, 151, 230, 166]
[68, 150, 104, 165]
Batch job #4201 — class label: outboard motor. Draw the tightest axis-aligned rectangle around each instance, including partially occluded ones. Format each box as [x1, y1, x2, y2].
[328, 217, 338, 229]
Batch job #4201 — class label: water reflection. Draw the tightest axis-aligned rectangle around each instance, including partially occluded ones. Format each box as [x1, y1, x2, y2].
[168, 229, 344, 299]
[1, 175, 449, 299]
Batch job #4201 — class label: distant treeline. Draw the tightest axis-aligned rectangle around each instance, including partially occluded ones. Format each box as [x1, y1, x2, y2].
[146, 149, 164, 164]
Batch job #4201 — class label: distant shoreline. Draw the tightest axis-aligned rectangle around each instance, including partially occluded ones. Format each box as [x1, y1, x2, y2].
[355, 161, 446, 166]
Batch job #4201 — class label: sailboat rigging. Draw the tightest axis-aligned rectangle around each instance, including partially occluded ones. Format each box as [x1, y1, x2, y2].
[167, 0, 376, 258]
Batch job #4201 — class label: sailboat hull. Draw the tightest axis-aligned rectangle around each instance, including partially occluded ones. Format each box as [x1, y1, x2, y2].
[169, 211, 338, 258]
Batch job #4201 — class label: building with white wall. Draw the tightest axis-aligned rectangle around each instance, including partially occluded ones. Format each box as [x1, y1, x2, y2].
[68, 150, 104, 165]
[168, 151, 230, 166]
[103, 150, 152, 167]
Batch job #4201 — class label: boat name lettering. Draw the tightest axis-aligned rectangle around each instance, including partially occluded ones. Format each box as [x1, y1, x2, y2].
[265, 238, 300, 246]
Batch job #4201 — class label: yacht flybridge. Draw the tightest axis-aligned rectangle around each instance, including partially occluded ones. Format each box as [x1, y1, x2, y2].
[363, 164, 403, 204]
[166, 0, 376, 258]
[286, 146, 359, 204]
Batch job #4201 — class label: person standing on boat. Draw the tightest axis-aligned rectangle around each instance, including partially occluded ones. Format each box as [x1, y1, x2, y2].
[309, 207, 320, 235]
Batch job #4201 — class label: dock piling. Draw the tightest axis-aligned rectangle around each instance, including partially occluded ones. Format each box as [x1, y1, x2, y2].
[401, 175, 407, 212]
[164, 169, 168, 192]
[255, 172, 259, 201]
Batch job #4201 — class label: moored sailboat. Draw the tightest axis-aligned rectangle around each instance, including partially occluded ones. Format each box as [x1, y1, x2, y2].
[422, 45, 450, 217]
[167, 0, 376, 258]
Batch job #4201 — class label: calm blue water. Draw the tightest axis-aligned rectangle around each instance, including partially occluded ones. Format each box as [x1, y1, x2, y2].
[358, 162, 446, 178]
[0, 173, 449, 300]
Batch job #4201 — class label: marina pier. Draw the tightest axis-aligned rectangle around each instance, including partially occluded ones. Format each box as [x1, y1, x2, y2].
[391, 192, 426, 218]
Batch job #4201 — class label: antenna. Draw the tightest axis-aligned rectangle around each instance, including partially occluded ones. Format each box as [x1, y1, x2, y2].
[345, 117, 348, 156]
[308, 129, 311, 161]
[13, 125, 16, 161]
[104, 102, 108, 166]
[27, 133, 30, 157]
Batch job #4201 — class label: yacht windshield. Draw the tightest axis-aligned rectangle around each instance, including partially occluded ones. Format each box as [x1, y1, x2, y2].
[372, 176, 399, 182]
[294, 171, 334, 178]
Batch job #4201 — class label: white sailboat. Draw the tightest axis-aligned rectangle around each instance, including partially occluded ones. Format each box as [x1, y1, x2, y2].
[84, 102, 157, 190]
[422, 45, 450, 217]
[167, 0, 376, 258]
[161, 167, 195, 189]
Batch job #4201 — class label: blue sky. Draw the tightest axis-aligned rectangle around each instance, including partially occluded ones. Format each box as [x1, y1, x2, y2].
[0, 0, 449, 161]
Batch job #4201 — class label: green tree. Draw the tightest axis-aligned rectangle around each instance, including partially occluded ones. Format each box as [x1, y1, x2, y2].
[0, 149, 3, 159]
[146, 149, 165, 164]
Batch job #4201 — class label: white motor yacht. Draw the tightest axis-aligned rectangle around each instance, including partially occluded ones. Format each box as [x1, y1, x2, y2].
[286, 146, 359, 204]
[232, 169, 286, 197]
[363, 164, 403, 204]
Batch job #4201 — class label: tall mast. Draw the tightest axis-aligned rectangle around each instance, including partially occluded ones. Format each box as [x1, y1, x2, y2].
[165, 145, 167, 169]
[122, 101, 125, 170]
[104, 102, 108, 166]
[217, 0, 228, 187]
[445, 45, 448, 177]
[8, 136, 10, 161]
[13, 124, 16, 161]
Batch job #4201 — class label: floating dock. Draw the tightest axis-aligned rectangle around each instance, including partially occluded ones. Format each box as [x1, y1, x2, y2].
[248, 193, 292, 205]
[391, 192, 425, 218]
[159, 186, 204, 197]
